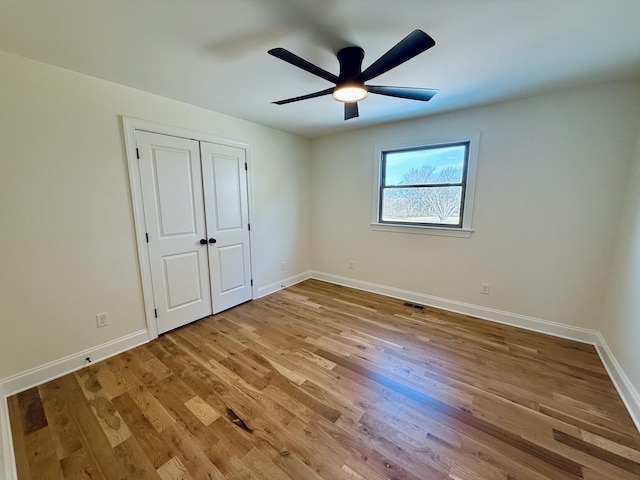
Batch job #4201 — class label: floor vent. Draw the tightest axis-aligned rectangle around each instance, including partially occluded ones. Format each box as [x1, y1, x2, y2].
[403, 302, 425, 310]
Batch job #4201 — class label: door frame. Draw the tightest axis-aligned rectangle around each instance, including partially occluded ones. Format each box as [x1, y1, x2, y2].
[122, 116, 258, 340]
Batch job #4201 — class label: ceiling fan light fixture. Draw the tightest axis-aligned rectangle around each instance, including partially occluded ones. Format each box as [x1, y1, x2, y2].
[332, 84, 368, 103]
[269, 29, 436, 119]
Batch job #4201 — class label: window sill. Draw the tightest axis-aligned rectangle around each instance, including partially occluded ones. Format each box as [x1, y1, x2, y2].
[370, 223, 473, 238]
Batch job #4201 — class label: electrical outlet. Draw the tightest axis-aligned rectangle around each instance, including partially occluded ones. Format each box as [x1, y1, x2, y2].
[96, 312, 109, 328]
[480, 283, 490, 295]
[280, 262, 286, 271]
[348, 260, 355, 270]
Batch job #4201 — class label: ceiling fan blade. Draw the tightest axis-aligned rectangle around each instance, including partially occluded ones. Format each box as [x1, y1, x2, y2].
[367, 85, 438, 101]
[272, 87, 334, 105]
[359, 30, 435, 82]
[268, 48, 340, 84]
[345, 102, 359, 120]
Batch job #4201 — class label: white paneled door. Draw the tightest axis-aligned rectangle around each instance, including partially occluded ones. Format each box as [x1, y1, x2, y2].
[201, 142, 253, 313]
[136, 131, 252, 334]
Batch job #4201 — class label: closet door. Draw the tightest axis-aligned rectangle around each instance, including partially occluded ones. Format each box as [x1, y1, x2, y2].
[201, 142, 253, 313]
[137, 131, 213, 333]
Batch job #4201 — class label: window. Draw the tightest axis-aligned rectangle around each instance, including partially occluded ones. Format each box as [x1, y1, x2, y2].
[373, 135, 479, 236]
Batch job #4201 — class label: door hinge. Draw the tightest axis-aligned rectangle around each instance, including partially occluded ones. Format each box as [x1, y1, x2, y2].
[154, 308, 158, 318]
[244, 162, 248, 171]
[248, 223, 251, 231]
[250, 279, 253, 287]
[136, 148, 140, 159]
[145, 232, 149, 243]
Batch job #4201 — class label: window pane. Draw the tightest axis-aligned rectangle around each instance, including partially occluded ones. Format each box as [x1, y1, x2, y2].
[381, 186, 463, 225]
[383, 144, 467, 186]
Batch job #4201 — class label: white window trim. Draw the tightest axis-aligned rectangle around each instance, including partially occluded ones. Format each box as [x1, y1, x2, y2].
[371, 132, 480, 237]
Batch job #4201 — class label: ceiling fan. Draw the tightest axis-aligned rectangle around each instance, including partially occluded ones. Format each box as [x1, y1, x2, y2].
[268, 30, 438, 120]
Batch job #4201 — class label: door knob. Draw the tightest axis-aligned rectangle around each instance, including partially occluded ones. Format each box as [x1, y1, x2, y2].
[209, 238, 217, 244]
[199, 239, 207, 245]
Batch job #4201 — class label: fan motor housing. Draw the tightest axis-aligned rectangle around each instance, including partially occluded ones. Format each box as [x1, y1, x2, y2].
[337, 46, 365, 80]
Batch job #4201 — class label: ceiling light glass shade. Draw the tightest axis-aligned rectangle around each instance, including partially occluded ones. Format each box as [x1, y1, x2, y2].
[332, 84, 368, 103]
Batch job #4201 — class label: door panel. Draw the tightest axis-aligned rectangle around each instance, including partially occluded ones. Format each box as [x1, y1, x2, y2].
[162, 252, 206, 310]
[137, 131, 213, 333]
[217, 244, 246, 292]
[213, 156, 243, 230]
[201, 142, 252, 313]
[153, 150, 198, 237]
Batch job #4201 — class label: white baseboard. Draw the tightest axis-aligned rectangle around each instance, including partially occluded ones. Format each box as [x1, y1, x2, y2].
[0, 329, 149, 397]
[594, 333, 640, 433]
[0, 329, 149, 480]
[257, 270, 312, 298]
[310, 271, 600, 344]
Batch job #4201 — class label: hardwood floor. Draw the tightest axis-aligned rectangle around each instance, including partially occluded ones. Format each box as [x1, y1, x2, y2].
[8, 279, 640, 479]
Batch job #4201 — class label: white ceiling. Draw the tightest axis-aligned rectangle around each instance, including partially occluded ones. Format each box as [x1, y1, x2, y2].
[2, 0, 640, 138]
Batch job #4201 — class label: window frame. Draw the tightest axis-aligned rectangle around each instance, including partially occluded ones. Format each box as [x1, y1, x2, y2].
[372, 133, 480, 237]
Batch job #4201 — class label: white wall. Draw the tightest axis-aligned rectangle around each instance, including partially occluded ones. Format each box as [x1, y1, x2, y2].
[0, 50, 311, 381]
[600, 125, 640, 398]
[310, 80, 640, 329]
